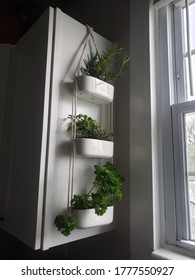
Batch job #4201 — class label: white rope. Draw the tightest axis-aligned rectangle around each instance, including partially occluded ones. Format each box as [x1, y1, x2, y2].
[73, 31, 91, 79]
[86, 24, 100, 57]
[70, 79, 78, 203]
[73, 25, 100, 79]
[67, 146, 73, 211]
[67, 79, 78, 211]
[67, 25, 100, 210]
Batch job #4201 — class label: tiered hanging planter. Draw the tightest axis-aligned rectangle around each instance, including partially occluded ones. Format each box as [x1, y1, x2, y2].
[54, 25, 128, 236]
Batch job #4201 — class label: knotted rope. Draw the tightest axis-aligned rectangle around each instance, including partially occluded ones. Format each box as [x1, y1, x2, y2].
[67, 24, 100, 211]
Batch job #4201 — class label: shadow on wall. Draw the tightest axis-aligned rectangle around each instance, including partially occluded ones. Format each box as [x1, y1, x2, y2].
[0, 228, 125, 260]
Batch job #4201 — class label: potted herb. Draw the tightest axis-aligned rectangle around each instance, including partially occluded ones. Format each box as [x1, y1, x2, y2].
[54, 162, 125, 236]
[76, 42, 129, 104]
[68, 114, 114, 158]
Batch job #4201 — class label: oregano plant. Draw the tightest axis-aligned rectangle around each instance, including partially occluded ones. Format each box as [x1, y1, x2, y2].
[67, 114, 112, 141]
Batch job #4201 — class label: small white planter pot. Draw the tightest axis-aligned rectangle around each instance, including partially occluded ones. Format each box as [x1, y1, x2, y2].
[76, 75, 114, 104]
[75, 138, 114, 158]
[73, 206, 114, 229]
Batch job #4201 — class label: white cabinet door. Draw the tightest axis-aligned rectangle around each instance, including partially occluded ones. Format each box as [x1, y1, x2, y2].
[41, 9, 114, 250]
[0, 7, 54, 250]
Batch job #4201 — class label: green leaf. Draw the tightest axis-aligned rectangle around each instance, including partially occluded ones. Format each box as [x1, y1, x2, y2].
[71, 194, 92, 209]
[67, 114, 112, 140]
[81, 42, 129, 83]
[54, 214, 77, 236]
[54, 162, 125, 237]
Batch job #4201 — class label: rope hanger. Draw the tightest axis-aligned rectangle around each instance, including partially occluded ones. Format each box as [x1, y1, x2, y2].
[67, 25, 100, 211]
[73, 24, 100, 80]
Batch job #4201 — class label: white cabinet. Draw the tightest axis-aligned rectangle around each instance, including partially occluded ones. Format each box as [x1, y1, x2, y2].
[0, 7, 114, 250]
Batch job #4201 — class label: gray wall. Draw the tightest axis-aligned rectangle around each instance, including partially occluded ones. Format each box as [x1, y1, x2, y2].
[67, 0, 131, 260]
[130, 0, 153, 259]
[60, 0, 131, 259]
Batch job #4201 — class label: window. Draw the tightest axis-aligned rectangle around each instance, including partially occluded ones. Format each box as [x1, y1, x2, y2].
[154, 0, 195, 253]
[174, 0, 195, 101]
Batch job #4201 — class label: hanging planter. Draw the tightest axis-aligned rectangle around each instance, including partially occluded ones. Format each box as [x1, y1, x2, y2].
[54, 26, 128, 237]
[73, 25, 129, 104]
[76, 75, 114, 104]
[72, 206, 114, 228]
[68, 114, 114, 158]
[75, 138, 113, 158]
[54, 162, 125, 236]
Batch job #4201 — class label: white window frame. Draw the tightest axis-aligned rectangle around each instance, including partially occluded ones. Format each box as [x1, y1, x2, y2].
[152, 0, 195, 258]
[174, 4, 186, 102]
[156, 3, 177, 246]
[172, 101, 195, 242]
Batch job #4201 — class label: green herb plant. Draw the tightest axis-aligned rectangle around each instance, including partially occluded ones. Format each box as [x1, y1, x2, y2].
[54, 162, 124, 236]
[68, 114, 112, 141]
[80, 42, 130, 83]
[54, 214, 77, 236]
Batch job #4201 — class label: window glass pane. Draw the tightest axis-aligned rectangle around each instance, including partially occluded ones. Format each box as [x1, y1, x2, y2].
[184, 55, 195, 101]
[189, 3, 195, 50]
[182, 4, 195, 101]
[185, 112, 195, 240]
[183, 7, 187, 53]
[183, 3, 195, 53]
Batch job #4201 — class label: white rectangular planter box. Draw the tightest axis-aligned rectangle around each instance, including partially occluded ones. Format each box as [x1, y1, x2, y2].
[76, 75, 114, 104]
[75, 138, 114, 158]
[73, 206, 114, 228]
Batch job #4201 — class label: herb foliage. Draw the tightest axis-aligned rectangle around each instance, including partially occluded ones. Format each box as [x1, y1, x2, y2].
[54, 162, 124, 236]
[68, 114, 112, 141]
[72, 162, 124, 215]
[80, 42, 129, 83]
[54, 214, 77, 236]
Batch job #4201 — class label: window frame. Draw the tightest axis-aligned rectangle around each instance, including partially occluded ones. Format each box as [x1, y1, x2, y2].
[174, 5, 186, 102]
[172, 101, 195, 242]
[153, 0, 195, 255]
[174, 1, 195, 101]
[157, 3, 177, 246]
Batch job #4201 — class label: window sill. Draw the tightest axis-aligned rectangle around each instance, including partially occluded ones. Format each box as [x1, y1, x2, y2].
[151, 243, 195, 260]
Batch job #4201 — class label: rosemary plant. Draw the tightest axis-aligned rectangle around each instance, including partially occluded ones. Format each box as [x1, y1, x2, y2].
[80, 42, 129, 83]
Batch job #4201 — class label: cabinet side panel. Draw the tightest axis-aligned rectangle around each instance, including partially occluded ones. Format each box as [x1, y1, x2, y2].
[42, 9, 114, 250]
[1, 8, 54, 249]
